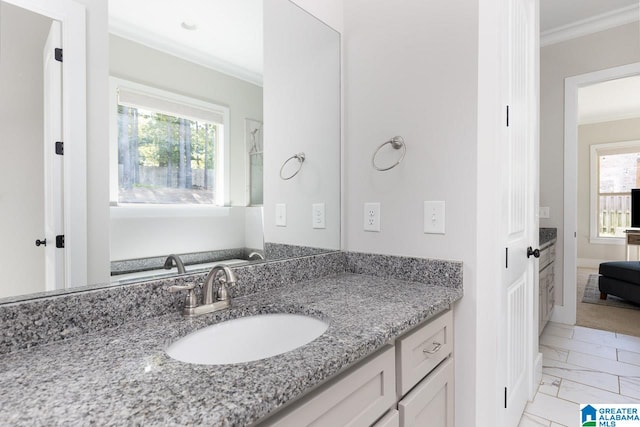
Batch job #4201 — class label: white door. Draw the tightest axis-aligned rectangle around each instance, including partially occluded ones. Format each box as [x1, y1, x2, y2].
[499, 0, 538, 425]
[43, 20, 65, 291]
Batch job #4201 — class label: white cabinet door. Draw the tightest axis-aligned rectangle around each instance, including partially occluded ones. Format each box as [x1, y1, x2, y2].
[264, 346, 395, 427]
[398, 358, 453, 427]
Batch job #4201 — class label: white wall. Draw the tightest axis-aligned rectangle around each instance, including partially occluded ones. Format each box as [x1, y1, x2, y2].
[0, 2, 51, 298]
[577, 117, 640, 264]
[343, 0, 479, 425]
[540, 22, 640, 303]
[263, 0, 341, 251]
[108, 35, 263, 261]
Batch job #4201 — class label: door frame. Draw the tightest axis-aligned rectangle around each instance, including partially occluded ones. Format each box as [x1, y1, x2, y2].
[2, 0, 87, 288]
[556, 61, 640, 325]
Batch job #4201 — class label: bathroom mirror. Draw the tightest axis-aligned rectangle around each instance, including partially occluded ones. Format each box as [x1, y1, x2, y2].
[0, 0, 341, 301]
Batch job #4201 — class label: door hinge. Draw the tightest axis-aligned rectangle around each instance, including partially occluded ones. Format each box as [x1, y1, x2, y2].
[505, 248, 509, 269]
[504, 387, 507, 408]
[56, 235, 65, 249]
[506, 105, 510, 127]
[55, 48, 63, 62]
[55, 141, 64, 155]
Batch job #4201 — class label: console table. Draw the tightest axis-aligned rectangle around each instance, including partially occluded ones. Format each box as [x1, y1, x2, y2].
[625, 229, 640, 261]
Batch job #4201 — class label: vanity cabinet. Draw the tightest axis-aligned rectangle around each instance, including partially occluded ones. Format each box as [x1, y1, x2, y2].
[538, 239, 556, 335]
[260, 309, 454, 427]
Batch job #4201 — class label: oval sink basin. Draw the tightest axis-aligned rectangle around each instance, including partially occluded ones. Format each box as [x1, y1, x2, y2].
[166, 313, 328, 365]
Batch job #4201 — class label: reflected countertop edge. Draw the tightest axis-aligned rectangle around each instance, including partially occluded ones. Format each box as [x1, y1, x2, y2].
[0, 272, 463, 426]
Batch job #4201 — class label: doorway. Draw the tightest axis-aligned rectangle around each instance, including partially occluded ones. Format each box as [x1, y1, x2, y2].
[0, 2, 55, 298]
[560, 62, 640, 325]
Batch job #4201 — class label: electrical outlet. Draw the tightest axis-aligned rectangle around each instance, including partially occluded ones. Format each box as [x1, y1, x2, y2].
[276, 203, 286, 227]
[424, 201, 445, 234]
[364, 202, 380, 232]
[312, 203, 326, 229]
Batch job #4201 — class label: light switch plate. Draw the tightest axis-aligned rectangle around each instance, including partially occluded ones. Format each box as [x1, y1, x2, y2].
[539, 206, 550, 219]
[364, 202, 381, 232]
[312, 203, 326, 229]
[276, 203, 286, 227]
[424, 201, 445, 234]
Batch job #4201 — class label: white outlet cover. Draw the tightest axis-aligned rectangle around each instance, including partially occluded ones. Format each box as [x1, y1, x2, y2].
[424, 201, 445, 234]
[312, 203, 326, 229]
[364, 202, 380, 232]
[276, 203, 286, 227]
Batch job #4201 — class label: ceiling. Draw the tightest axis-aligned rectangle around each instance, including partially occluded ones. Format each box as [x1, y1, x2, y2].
[108, 0, 263, 85]
[540, 0, 639, 45]
[540, 0, 638, 33]
[578, 76, 640, 125]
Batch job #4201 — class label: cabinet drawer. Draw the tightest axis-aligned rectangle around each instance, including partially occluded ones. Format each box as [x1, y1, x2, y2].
[629, 233, 640, 245]
[265, 346, 395, 427]
[398, 358, 454, 427]
[396, 310, 453, 396]
[372, 409, 399, 427]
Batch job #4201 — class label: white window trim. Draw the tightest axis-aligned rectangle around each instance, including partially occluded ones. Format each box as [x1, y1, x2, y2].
[108, 77, 231, 209]
[589, 139, 640, 244]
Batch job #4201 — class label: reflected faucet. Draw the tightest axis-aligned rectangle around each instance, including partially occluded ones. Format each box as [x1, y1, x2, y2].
[248, 251, 265, 261]
[164, 254, 186, 274]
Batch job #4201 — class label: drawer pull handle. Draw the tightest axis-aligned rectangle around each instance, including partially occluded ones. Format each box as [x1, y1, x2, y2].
[423, 342, 442, 354]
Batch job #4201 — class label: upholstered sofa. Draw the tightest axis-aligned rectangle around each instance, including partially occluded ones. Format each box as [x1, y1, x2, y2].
[599, 261, 640, 305]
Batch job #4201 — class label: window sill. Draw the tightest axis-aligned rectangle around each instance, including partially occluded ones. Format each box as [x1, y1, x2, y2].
[110, 203, 231, 219]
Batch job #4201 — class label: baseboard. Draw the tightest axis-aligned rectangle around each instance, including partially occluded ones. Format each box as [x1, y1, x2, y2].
[532, 352, 543, 400]
[577, 258, 607, 269]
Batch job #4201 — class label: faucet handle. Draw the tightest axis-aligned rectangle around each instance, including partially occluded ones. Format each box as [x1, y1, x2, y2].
[167, 283, 197, 310]
[167, 283, 195, 292]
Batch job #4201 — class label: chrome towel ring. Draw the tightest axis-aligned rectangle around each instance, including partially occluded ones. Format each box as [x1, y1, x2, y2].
[280, 152, 306, 180]
[372, 136, 406, 171]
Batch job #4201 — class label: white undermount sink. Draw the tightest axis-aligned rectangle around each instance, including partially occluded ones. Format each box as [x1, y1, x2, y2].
[166, 313, 329, 365]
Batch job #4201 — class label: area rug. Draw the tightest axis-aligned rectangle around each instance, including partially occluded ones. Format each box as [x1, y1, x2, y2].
[582, 274, 640, 310]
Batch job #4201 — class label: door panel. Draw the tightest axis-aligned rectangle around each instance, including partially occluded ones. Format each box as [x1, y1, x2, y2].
[500, 0, 537, 425]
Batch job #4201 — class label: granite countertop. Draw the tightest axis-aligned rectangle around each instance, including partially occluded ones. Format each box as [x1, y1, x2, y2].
[0, 272, 462, 426]
[540, 227, 557, 246]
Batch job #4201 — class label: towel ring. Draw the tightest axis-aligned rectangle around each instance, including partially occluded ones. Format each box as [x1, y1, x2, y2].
[280, 152, 306, 180]
[372, 136, 406, 171]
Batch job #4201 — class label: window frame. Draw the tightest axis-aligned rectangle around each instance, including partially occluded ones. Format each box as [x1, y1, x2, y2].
[109, 77, 230, 210]
[589, 139, 640, 245]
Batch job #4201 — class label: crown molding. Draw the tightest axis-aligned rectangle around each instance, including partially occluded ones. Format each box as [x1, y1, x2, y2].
[109, 18, 263, 87]
[541, 4, 639, 47]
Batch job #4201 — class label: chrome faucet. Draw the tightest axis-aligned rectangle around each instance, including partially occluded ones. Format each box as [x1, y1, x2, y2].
[168, 263, 237, 317]
[164, 254, 186, 274]
[202, 264, 237, 304]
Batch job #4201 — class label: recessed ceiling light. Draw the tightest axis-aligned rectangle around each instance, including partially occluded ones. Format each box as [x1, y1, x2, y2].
[181, 21, 198, 31]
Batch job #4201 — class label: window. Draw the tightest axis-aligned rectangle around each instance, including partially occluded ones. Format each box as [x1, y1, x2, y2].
[110, 78, 229, 206]
[591, 141, 640, 241]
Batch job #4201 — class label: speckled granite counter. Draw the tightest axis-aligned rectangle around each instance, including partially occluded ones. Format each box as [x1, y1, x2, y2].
[540, 227, 557, 246]
[0, 272, 461, 426]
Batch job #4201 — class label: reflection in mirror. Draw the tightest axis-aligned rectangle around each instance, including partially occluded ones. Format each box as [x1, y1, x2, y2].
[0, 0, 341, 302]
[264, 0, 341, 257]
[0, 1, 56, 299]
[107, 0, 265, 283]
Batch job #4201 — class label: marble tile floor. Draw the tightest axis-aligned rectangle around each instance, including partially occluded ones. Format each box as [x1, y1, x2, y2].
[518, 321, 640, 427]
